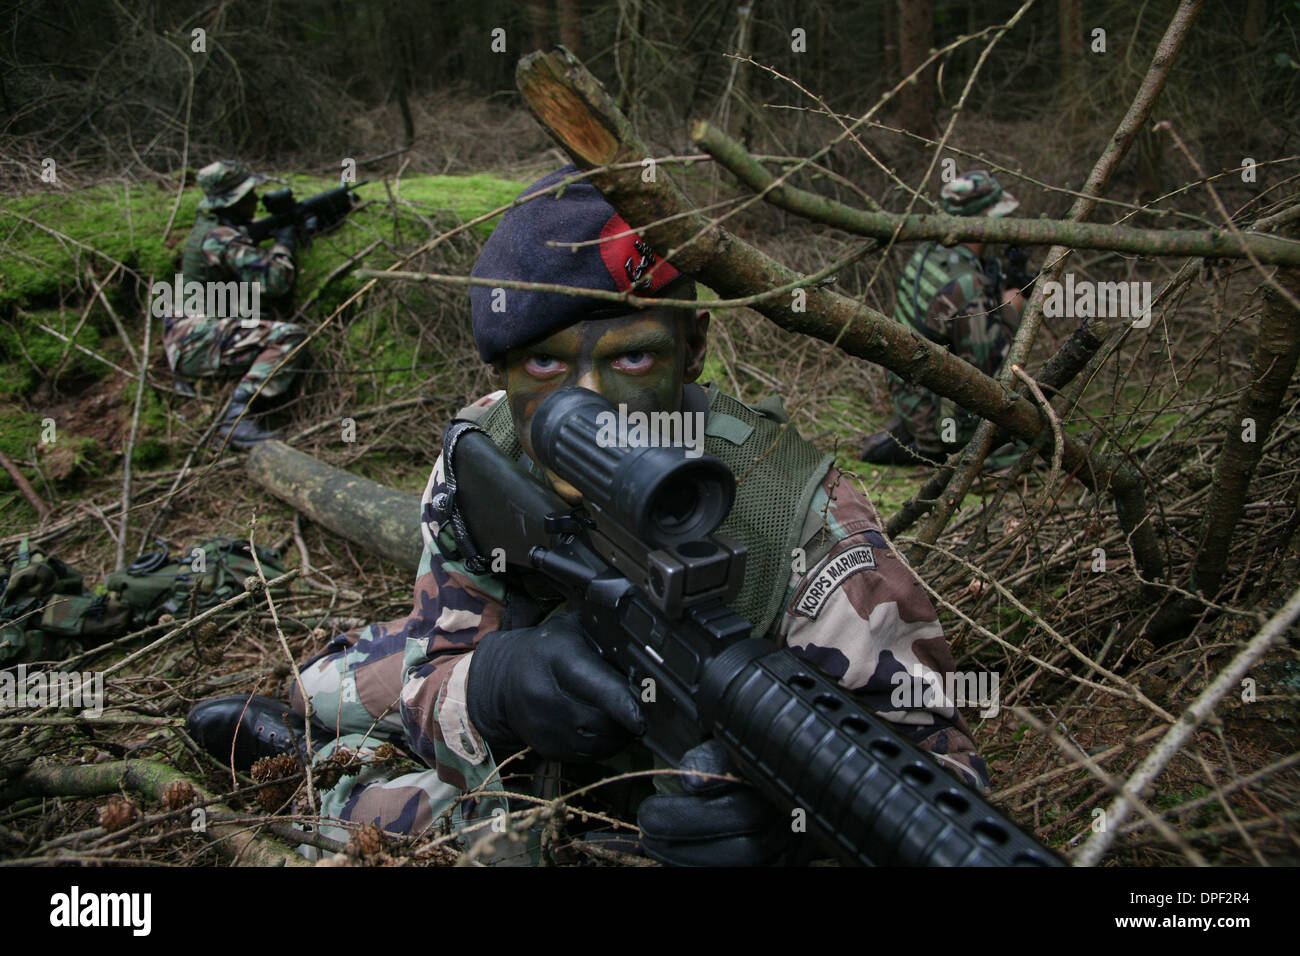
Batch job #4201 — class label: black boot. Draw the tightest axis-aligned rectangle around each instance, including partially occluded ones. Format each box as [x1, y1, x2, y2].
[859, 417, 927, 466]
[216, 388, 282, 449]
[186, 695, 308, 770]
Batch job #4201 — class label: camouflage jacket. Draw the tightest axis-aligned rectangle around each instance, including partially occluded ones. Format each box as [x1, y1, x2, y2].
[893, 242, 1020, 377]
[372, 390, 989, 798]
[175, 213, 295, 322]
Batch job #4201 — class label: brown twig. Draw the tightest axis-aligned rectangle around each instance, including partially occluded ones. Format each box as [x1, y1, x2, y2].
[0, 449, 49, 520]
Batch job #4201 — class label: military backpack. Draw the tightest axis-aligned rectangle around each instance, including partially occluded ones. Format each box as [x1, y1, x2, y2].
[104, 537, 287, 627]
[0, 539, 131, 664]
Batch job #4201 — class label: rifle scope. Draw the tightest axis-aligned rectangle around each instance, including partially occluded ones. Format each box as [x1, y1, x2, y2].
[261, 188, 295, 216]
[530, 388, 733, 550]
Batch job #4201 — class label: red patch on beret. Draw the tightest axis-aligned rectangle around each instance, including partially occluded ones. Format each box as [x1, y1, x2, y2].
[598, 214, 681, 294]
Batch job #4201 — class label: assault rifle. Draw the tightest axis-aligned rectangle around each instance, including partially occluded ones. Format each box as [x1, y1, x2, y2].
[986, 246, 1038, 297]
[437, 387, 1063, 867]
[246, 181, 367, 245]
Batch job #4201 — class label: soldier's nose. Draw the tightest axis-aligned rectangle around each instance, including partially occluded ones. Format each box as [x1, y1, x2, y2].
[576, 370, 601, 394]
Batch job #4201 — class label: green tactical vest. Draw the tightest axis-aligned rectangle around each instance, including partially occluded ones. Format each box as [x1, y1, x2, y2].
[893, 241, 983, 336]
[473, 386, 834, 638]
[180, 213, 224, 285]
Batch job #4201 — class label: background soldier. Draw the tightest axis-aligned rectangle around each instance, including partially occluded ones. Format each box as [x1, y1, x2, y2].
[860, 170, 1026, 465]
[167, 160, 307, 448]
[187, 167, 989, 865]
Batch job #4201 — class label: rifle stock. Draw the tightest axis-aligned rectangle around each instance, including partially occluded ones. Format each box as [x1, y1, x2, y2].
[440, 388, 1063, 867]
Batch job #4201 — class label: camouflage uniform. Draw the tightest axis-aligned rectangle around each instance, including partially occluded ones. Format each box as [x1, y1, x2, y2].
[288, 389, 989, 855]
[887, 241, 1021, 456]
[164, 161, 305, 399]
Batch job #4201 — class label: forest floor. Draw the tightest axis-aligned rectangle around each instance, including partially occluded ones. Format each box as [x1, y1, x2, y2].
[0, 144, 1297, 867]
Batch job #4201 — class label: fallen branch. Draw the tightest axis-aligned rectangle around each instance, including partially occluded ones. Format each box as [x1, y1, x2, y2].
[117, 301, 151, 570]
[0, 449, 49, 520]
[0, 759, 308, 866]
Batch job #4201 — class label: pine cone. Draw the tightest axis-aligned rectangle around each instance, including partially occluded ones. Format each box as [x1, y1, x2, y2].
[251, 753, 300, 811]
[99, 795, 139, 832]
[348, 823, 386, 861]
[160, 779, 196, 811]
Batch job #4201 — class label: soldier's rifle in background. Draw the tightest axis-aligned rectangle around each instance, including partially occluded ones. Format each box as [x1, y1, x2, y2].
[437, 386, 1064, 868]
[247, 181, 367, 246]
[985, 245, 1038, 297]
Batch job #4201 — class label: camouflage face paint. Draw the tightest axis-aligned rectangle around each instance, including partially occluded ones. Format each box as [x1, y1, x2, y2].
[503, 308, 691, 503]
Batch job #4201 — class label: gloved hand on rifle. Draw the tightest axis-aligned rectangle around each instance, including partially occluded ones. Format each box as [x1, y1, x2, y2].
[638, 738, 795, 866]
[1003, 246, 1037, 294]
[466, 611, 645, 762]
[272, 223, 298, 254]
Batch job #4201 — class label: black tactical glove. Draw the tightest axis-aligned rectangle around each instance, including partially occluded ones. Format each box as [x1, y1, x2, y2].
[272, 224, 298, 253]
[638, 739, 794, 866]
[466, 611, 645, 762]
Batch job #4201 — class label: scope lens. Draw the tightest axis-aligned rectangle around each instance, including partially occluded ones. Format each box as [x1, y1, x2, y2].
[649, 476, 698, 537]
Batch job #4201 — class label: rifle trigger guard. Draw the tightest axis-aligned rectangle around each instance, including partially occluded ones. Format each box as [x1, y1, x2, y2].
[439, 420, 492, 575]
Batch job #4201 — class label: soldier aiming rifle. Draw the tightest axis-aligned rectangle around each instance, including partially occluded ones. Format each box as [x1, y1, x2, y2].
[163, 160, 363, 449]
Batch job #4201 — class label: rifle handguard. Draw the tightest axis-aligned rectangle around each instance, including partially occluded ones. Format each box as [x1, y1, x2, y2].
[698, 639, 1062, 866]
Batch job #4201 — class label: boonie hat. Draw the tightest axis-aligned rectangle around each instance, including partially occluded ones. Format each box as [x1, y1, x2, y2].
[941, 170, 1019, 218]
[197, 160, 266, 211]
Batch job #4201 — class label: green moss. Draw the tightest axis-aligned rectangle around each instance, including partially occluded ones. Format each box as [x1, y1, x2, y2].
[0, 406, 42, 459]
[0, 186, 188, 307]
[260, 172, 523, 314]
[0, 172, 525, 315]
[0, 310, 106, 395]
[131, 437, 169, 468]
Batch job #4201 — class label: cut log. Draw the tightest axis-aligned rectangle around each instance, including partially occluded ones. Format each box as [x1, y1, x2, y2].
[245, 440, 424, 571]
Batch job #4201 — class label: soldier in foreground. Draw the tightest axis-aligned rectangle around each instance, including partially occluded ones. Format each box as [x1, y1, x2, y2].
[188, 167, 990, 865]
[860, 170, 1026, 465]
[166, 160, 307, 448]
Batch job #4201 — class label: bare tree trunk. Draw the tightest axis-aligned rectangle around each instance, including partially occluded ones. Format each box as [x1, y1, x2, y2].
[1243, 0, 1266, 44]
[558, 0, 581, 56]
[882, 0, 899, 89]
[897, 0, 935, 141]
[528, 0, 548, 51]
[1059, 0, 1085, 146]
[1194, 264, 1300, 598]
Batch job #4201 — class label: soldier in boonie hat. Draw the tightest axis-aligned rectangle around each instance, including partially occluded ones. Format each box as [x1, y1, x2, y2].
[165, 161, 305, 448]
[860, 169, 1028, 466]
[940, 169, 1019, 218]
[196, 160, 267, 212]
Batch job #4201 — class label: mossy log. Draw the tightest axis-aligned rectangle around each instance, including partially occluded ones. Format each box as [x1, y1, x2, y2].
[245, 440, 424, 571]
[2, 758, 309, 866]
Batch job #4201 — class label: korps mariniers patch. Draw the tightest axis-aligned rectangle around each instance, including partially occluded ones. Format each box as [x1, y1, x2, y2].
[793, 544, 877, 620]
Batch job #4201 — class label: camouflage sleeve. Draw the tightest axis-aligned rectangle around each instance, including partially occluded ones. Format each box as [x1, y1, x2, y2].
[396, 392, 512, 792]
[201, 226, 296, 300]
[930, 270, 1019, 378]
[776, 468, 991, 791]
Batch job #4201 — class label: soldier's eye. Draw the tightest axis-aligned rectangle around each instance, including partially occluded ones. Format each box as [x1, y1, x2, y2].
[524, 355, 566, 376]
[612, 351, 653, 372]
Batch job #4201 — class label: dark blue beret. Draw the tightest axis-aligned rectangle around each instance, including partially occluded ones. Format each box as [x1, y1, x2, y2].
[470, 165, 693, 363]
